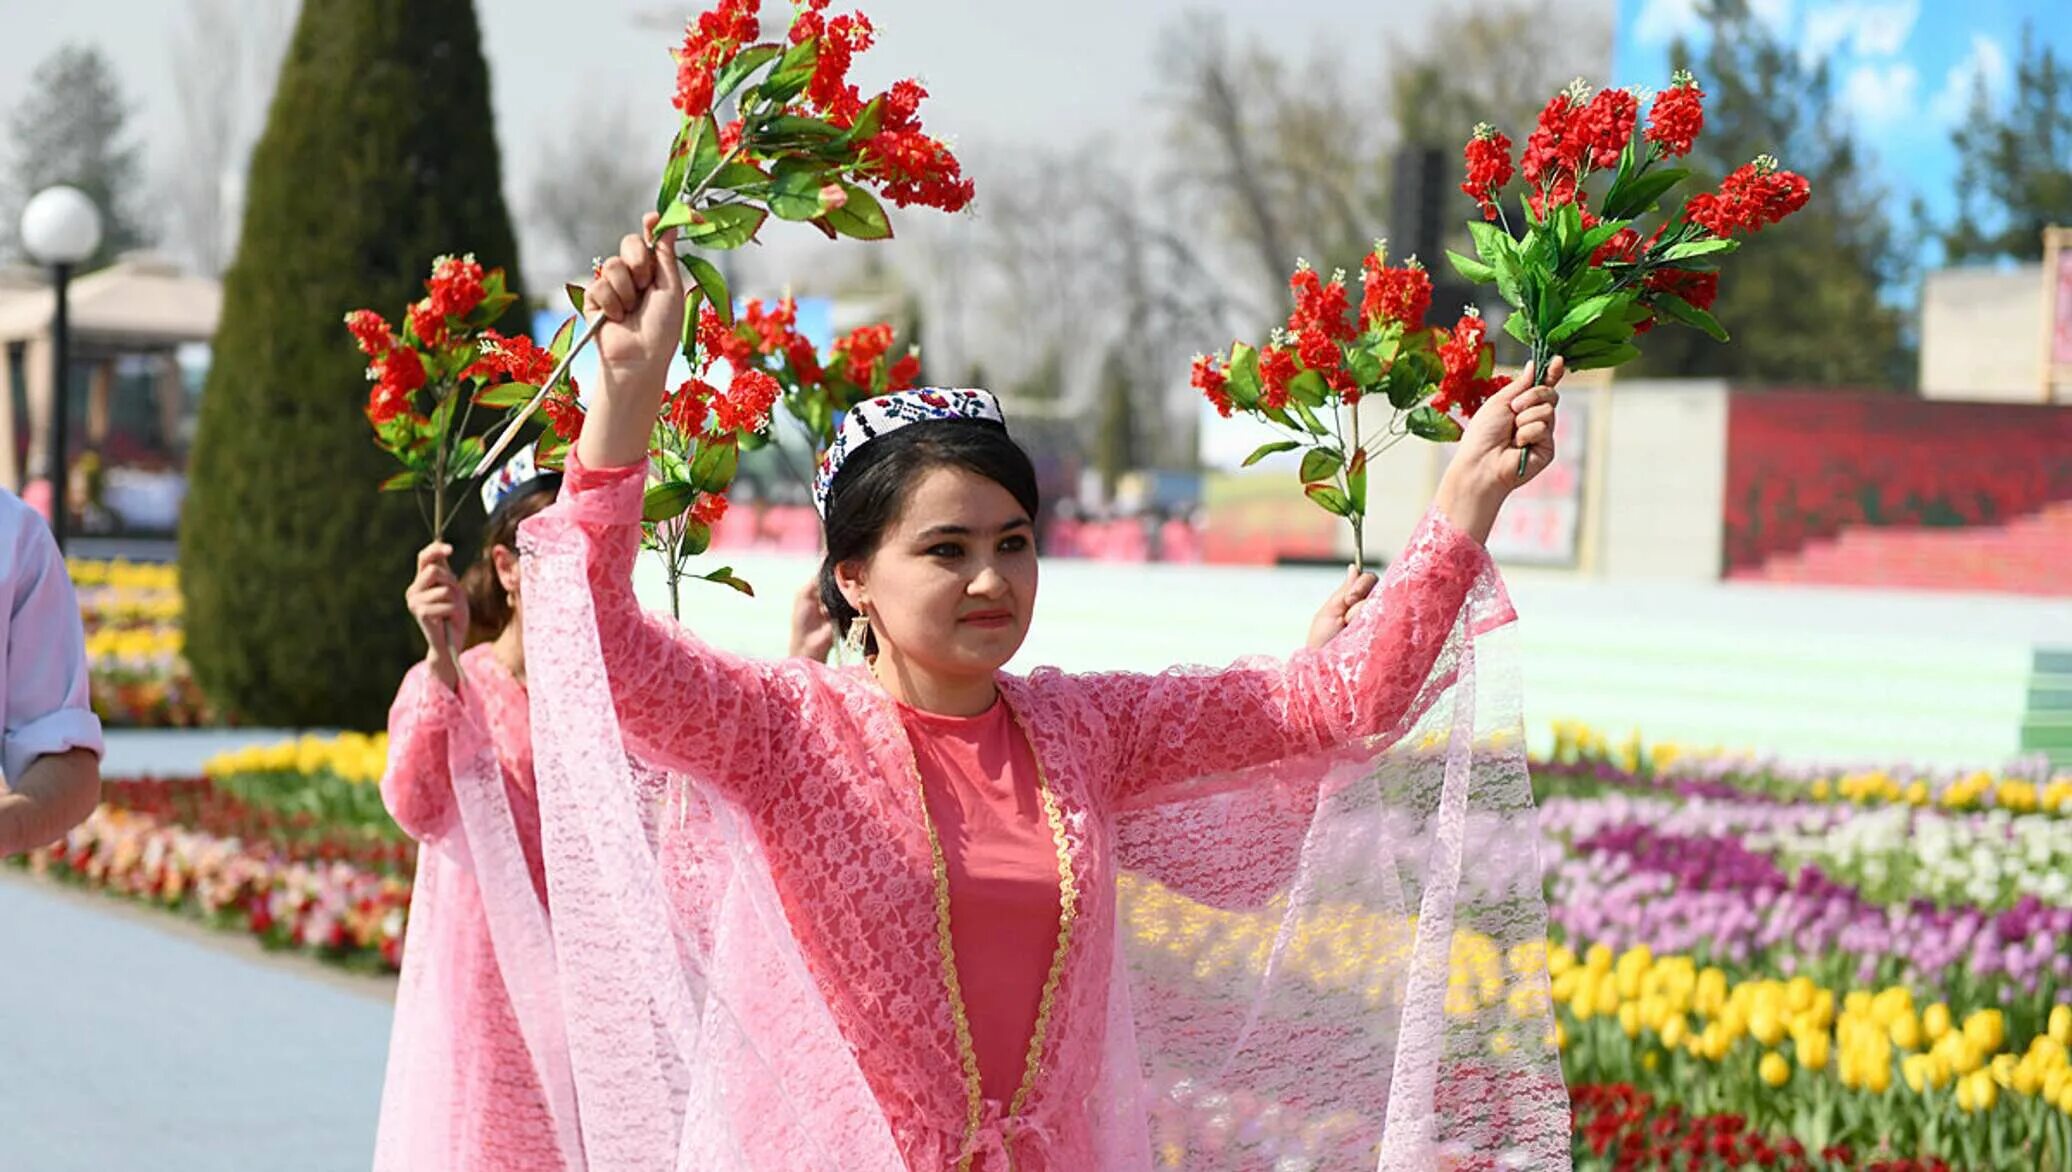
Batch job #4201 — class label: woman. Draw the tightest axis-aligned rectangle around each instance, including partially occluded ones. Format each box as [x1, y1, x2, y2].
[371, 460, 583, 1171]
[512, 213, 1569, 1170]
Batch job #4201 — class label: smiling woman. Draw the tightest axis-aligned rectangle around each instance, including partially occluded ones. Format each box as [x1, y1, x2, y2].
[414, 212, 1574, 1171]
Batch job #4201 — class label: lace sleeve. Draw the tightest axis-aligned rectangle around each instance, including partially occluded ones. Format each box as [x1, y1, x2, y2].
[381, 661, 464, 842]
[1082, 506, 1507, 812]
[521, 451, 775, 801]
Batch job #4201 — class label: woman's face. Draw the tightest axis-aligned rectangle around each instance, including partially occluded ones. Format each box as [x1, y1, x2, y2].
[840, 464, 1037, 684]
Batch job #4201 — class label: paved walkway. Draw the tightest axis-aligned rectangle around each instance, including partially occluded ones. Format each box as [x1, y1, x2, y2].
[0, 872, 392, 1172]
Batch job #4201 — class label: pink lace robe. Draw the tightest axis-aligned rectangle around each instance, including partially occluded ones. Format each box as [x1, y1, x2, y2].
[370, 646, 584, 1171]
[508, 455, 1568, 1171]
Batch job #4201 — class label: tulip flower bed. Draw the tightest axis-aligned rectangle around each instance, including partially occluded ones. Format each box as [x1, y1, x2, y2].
[1545, 726, 2072, 1171]
[7, 732, 413, 973]
[69, 558, 230, 728]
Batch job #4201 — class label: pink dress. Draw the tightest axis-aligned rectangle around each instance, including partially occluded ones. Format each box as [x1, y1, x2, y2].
[370, 647, 582, 1171]
[493, 451, 1569, 1170]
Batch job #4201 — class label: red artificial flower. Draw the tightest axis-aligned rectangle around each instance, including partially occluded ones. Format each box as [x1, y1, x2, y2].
[1572, 87, 1638, 170]
[1296, 325, 1338, 374]
[672, 0, 763, 119]
[1190, 353, 1232, 417]
[1684, 155, 1810, 237]
[344, 309, 394, 358]
[426, 254, 486, 320]
[741, 296, 798, 355]
[1287, 263, 1355, 342]
[407, 298, 448, 350]
[1527, 172, 1584, 220]
[1520, 89, 1588, 184]
[784, 335, 824, 384]
[835, 323, 895, 384]
[377, 345, 426, 397]
[1591, 225, 1643, 266]
[1259, 345, 1297, 411]
[803, 12, 874, 121]
[1360, 250, 1432, 331]
[1646, 71, 1705, 158]
[697, 304, 757, 370]
[543, 393, 585, 442]
[887, 352, 920, 390]
[668, 378, 715, 435]
[713, 367, 781, 432]
[718, 117, 746, 156]
[468, 331, 558, 387]
[365, 382, 411, 426]
[856, 79, 975, 212]
[1432, 310, 1503, 420]
[690, 491, 730, 527]
[1646, 266, 1719, 311]
[1460, 123, 1514, 221]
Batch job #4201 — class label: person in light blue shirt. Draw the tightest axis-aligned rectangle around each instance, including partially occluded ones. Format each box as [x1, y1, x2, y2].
[0, 487, 102, 855]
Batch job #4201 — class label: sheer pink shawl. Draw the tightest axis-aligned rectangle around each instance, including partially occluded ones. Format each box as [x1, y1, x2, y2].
[480, 458, 1567, 1171]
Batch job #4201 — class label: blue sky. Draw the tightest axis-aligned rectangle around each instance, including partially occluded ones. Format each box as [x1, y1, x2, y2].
[1615, 0, 2068, 261]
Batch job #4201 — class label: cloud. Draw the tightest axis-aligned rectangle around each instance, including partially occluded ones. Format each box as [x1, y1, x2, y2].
[1841, 61, 1920, 126]
[1632, 0, 1702, 47]
[1748, 0, 1795, 35]
[1802, 1, 1920, 62]
[1929, 32, 2013, 125]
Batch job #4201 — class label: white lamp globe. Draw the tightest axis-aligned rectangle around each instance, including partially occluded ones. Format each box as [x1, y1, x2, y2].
[20, 185, 103, 266]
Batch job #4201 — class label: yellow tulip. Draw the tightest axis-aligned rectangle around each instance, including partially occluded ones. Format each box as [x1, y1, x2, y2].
[1619, 1002, 1642, 1039]
[1797, 1031, 1830, 1072]
[1759, 1051, 1790, 1087]
[1660, 1013, 1689, 1050]
[1924, 1003, 1952, 1042]
[2051, 1005, 2071, 1047]
[1889, 1010, 1922, 1051]
[1965, 1009, 2006, 1055]
[1903, 1054, 1934, 1093]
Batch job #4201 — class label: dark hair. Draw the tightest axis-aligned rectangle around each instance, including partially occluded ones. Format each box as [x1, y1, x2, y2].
[463, 475, 562, 647]
[817, 421, 1038, 657]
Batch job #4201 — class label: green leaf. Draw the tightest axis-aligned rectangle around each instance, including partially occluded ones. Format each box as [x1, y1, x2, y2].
[680, 287, 703, 366]
[1345, 346, 1383, 387]
[1304, 483, 1353, 516]
[1384, 359, 1426, 410]
[1227, 343, 1262, 408]
[1504, 309, 1537, 347]
[1290, 399, 1330, 436]
[825, 182, 892, 241]
[1601, 167, 1688, 220]
[707, 161, 770, 192]
[678, 520, 714, 556]
[1555, 201, 1583, 259]
[1446, 249, 1498, 284]
[683, 113, 721, 194]
[1545, 292, 1630, 350]
[1346, 450, 1368, 516]
[689, 436, 740, 491]
[714, 43, 782, 104]
[769, 158, 833, 222]
[1241, 439, 1300, 467]
[1406, 406, 1464, 442]
[1566, 341, 1642, 371]
[547, 315, 576, 363]
[1466, 221, 1515, 269]
[565, 283, 585, 314]
[380, 469, 420, 492]
[756, 38, 819, 105]
[1651, 292, 1730, 342]
[1287, 367, 1330, 408]
[656, 200, 699, 232]
[643, 481, 698, 523]
[835, 94, 887, 147]
[754, 113, 845, 148]
[475, 381, 537, 409]
[1661, 238, 1739, 262]
[656, 118, 694, 215]
[702, 566, 755, 597]
[683, 254, 730, 326]
[1298, 447, 1343, 484]
[1579, 219, 1630, 257]
[682, 204, 768, 250]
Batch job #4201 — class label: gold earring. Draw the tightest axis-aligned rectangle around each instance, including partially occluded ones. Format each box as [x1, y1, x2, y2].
[843, 615, 870, 662]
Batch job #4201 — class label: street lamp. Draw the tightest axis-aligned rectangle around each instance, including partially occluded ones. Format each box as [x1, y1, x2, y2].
[19, 185, 102, 553]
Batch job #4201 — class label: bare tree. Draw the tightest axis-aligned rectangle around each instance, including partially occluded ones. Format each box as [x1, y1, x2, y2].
[162, 0, 293, 276]
[1389, 1, 1613, 148]
[522, 101, 665, 298]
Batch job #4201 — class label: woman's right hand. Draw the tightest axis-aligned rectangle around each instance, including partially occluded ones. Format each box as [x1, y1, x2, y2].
[575, 211, 685, 471]
[406, 543, 468, 690]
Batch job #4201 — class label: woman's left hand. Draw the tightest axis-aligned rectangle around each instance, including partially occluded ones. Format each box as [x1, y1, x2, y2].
[1436, 356, 1565, 541]
[1305, 563, 1379, 649]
